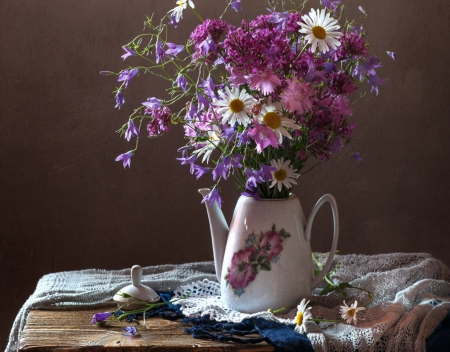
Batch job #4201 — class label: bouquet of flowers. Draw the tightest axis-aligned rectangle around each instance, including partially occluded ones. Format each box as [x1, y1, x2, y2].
[105, 0, 393, 207]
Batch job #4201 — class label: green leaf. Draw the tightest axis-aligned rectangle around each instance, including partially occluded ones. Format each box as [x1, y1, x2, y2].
[261, 261, 271, 271]
[258, 255, 268, 264]
[319, 283, 339, 296]
[253, 263, 260, 274]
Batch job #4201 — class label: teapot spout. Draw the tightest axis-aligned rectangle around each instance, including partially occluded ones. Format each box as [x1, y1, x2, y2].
[199, 188, 229, 282]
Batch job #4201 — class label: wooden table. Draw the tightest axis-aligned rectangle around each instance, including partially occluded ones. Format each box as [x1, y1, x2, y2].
[18, 305, 274, 351]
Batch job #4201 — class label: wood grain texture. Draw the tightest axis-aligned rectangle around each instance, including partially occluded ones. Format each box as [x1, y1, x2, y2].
[19, 307, 274, 352]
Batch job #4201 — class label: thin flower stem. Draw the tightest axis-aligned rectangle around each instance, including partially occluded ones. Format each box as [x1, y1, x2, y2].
[189, 6, 204, 22]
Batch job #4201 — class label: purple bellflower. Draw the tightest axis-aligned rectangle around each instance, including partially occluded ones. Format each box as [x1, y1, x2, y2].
[231, 0, 243, 12]
[176, 74, 188, 92]
[122, 326, 137, 336]
[387, 51, 397, 61]
[197, 93, 210, 111]
[267, 9, 290, 30]
[155, 40, 166, 63]
[193, 165, 211, 179]
[351, 152, 362, 161]
[142, 97, 162, 109]
[91, 312, 111, 324]
[115, 91, 125, 109]
[125, 120, 140, 141]
[115, 151, 134, 169]
[117, 68, 138, 88]
[165, 43, 185, 58]
[121, 46, 137, 60]
[201, 188, 223, 208]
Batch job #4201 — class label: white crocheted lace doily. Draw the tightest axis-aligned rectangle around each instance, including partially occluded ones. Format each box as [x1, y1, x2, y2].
[172, 253, 450, 352]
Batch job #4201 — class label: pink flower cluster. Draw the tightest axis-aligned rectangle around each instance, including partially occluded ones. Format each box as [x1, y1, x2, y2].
[226, 226, 290, 295]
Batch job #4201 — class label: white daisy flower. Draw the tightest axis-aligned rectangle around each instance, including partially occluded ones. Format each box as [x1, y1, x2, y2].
[213, 86, 256, 127]
[269, 158, 299, 192]
[193, 130, 220, 164]
[340, 300, 365, 325]
[294, 299, 313, 334]
[168, 0, 195, 23]
[299, 9, 342, 54]
[256, 97, 300, 143]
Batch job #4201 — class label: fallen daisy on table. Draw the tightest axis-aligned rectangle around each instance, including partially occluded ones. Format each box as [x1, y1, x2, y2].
[294, 299, 313, 334]
[340, 300, 365, 325]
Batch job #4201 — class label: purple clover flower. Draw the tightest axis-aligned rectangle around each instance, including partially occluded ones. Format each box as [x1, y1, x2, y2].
[147, 106, 172, 136]
[201, 188, 223, 208]
[91, 312, 111, 324]
[155, 40, 166, 64]
[115, 91, 125, 109]
[125, 120, 139, 141]
[115, 151, 134, 169]
[122, 326, 137, 336]
[165, 43, 185, 58]
[117, 68, 138, 88]
[121, 46, 137, 60]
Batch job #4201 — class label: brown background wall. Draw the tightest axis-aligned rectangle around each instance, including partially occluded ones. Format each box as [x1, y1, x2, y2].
[1, 0, 449, 349]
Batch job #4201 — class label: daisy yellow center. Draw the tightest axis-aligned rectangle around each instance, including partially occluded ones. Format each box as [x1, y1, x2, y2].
[347, 308, 356, 317]
[263, 112, 281, 129]
[274, 169, 287, 181]
[229, 99, 245, 113]
[312, 26, 327, 39]
[296, 312, 304, 326]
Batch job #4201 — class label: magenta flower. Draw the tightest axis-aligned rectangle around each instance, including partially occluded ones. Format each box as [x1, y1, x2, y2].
[281, 79, 315, 113]
[228, 248, 256, 289]
[248, 122, 279, 153]
[91, 312, 111, 324]
[147, 106, 172, 136]
[115, 151, 134, 169]
[259, 230, 283, 260]
[246, 70, 281, 96]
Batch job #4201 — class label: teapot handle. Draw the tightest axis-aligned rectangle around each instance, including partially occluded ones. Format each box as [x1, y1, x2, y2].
[305, 194, 339, 289]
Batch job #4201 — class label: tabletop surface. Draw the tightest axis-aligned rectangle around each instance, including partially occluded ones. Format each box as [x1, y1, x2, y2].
[18, 306, 274, 352]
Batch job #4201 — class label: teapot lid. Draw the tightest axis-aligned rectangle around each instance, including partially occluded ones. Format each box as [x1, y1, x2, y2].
[113, 265, 160, 304]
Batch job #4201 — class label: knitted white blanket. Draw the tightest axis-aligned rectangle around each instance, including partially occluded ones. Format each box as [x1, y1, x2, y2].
[7, 254, 450, 352]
